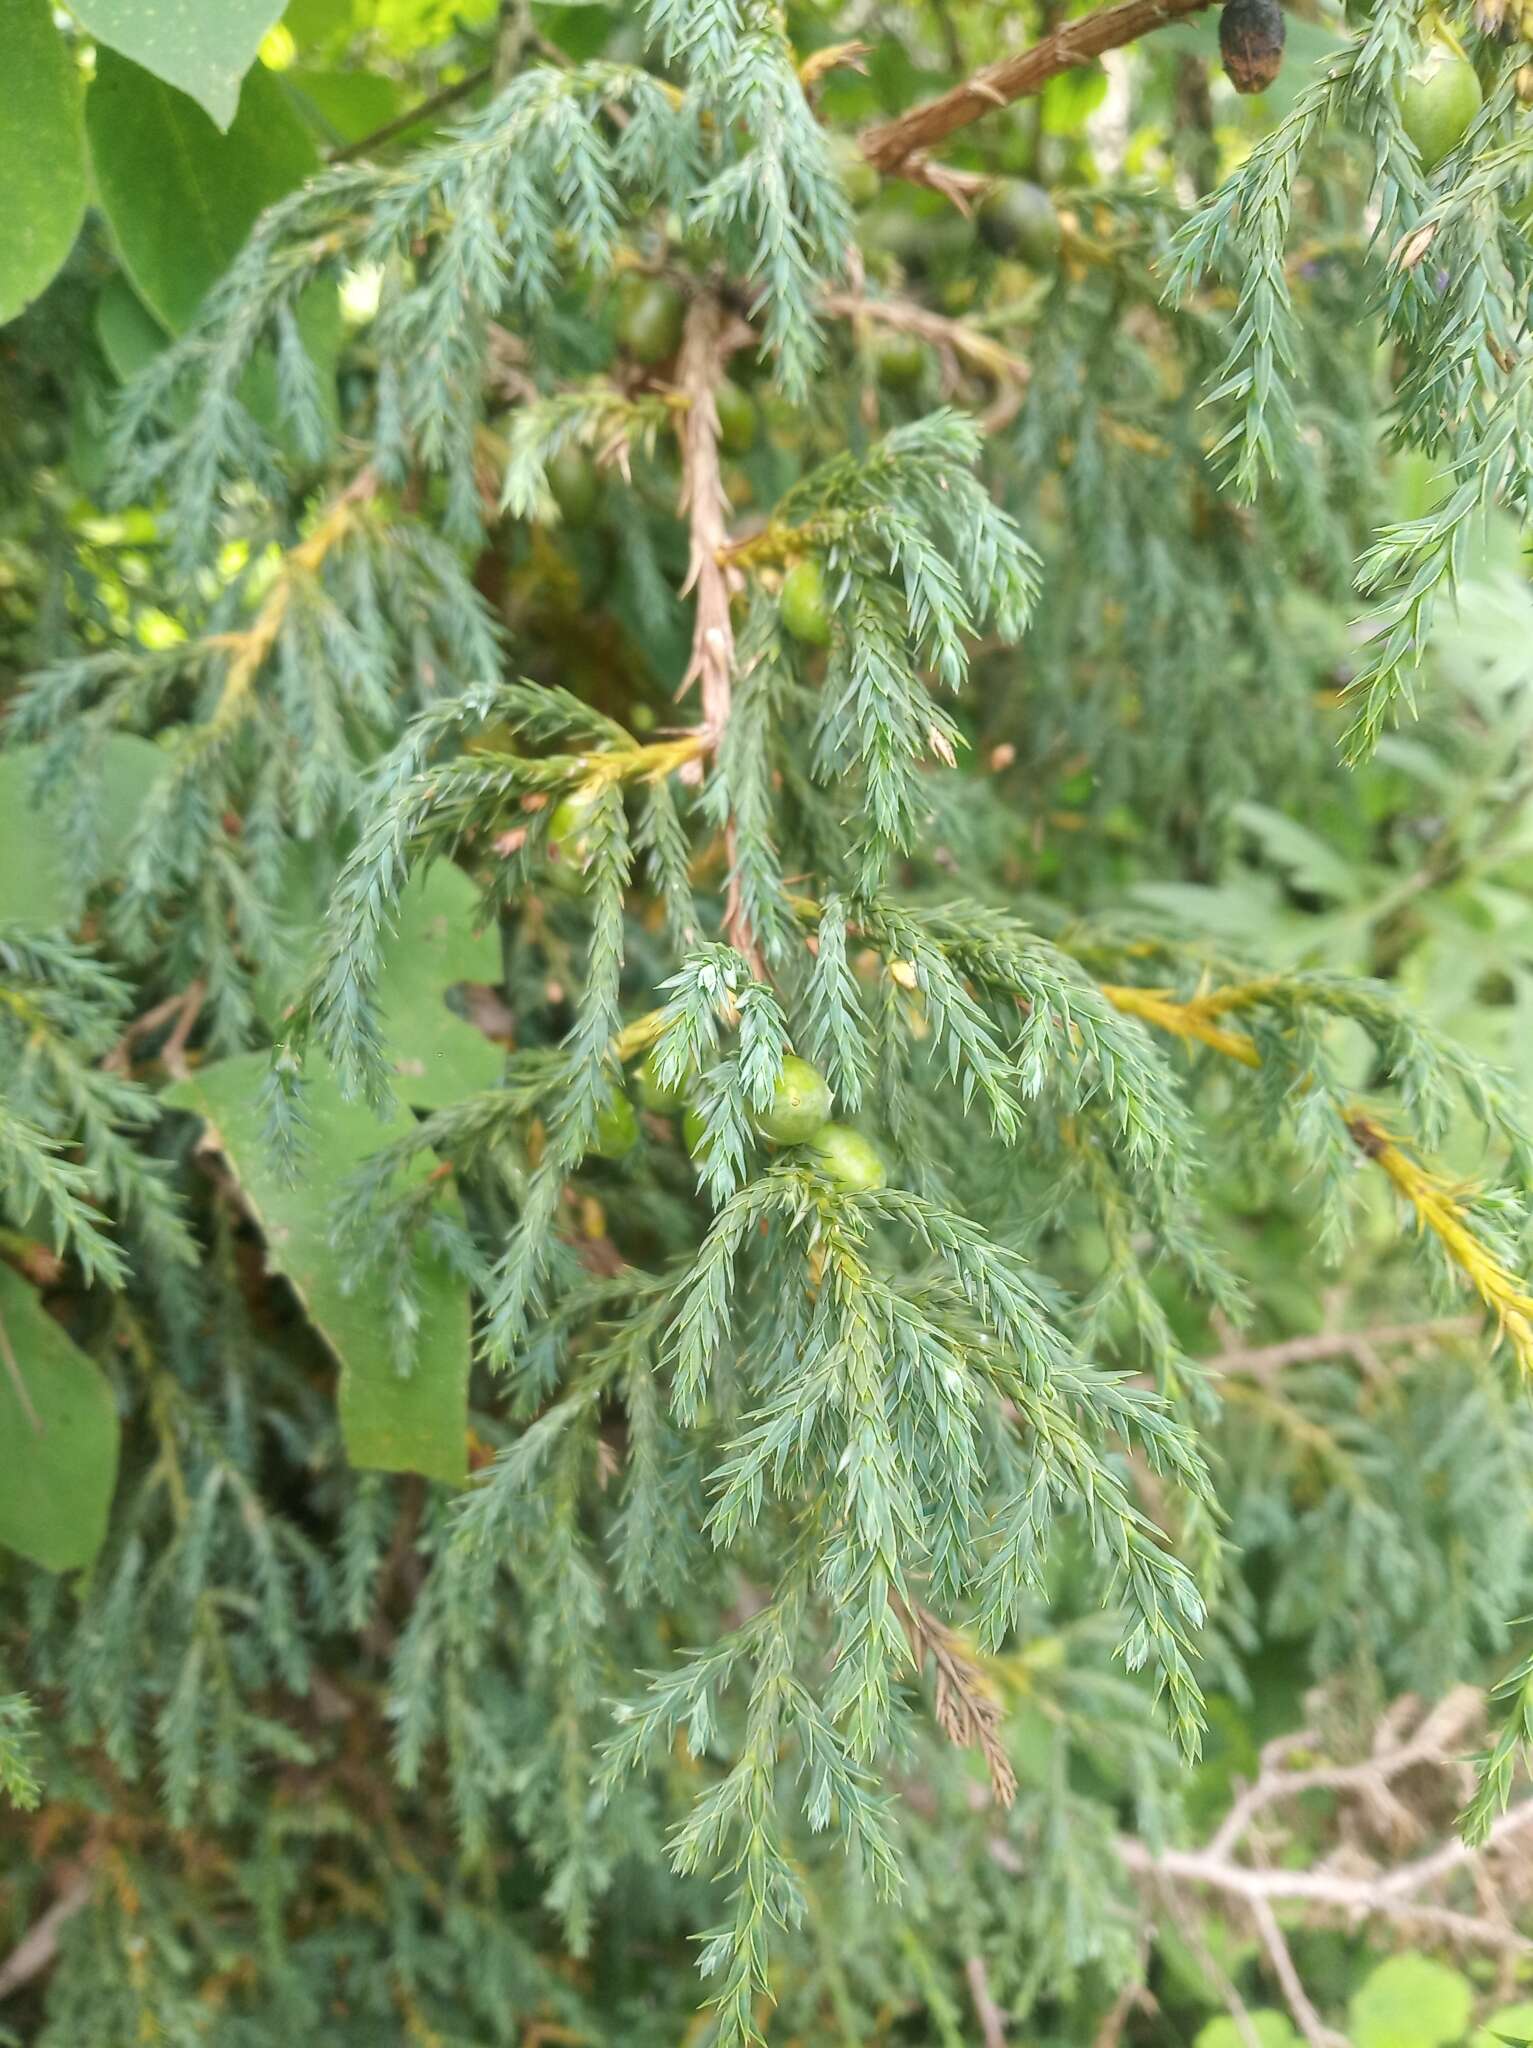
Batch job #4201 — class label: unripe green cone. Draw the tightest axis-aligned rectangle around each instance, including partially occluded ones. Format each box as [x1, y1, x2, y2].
[714, 378, 758, 456]
[590, 1090, 639, 1160]
[615, 275, 685, 365]
[1399, 50, 1482, 170]
[873, 331, 927, 391]
[544, 785, 601, 890]
[976, 180, 1061, 267]
[780, 559, 831, 647]
[546, 443, 599, 525]
[637, 1052, 687, 1113]
[807, 1123, 887, 1192]
[753, 1056, 832, 1144]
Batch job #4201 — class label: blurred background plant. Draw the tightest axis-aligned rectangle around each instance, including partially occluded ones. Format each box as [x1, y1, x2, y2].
[4, 0, 1533, 2042]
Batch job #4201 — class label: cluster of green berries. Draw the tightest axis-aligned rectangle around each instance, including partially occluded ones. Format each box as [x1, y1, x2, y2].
[588, 1048, 888, 1192]
[538, 791, 887, 1186]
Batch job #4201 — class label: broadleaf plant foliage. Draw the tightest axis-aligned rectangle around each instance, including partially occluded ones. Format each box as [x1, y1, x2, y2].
[6, 0, 1533, 2040]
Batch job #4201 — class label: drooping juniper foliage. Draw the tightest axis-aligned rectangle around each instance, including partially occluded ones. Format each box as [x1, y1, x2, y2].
[6, 0, 1533, 2040]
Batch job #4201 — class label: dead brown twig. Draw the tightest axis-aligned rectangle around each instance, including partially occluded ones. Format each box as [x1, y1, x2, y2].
[899, 1599, 1018, 1809]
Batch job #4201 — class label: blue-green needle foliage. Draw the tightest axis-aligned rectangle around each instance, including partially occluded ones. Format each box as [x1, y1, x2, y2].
[7, 0, 1533, 2042]
[1169, 0, 1533, 759]
[0, 924, 193, 1288]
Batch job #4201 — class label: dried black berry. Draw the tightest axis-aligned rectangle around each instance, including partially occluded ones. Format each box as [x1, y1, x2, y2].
[1219, 0, 1285, 93]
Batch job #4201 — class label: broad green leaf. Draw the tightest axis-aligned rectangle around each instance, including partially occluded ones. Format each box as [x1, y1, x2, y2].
[0, 0, 89, 327]
[162, 1055, 470, 1483]
[258, 858, 506, 1110]
[282, 0, 355, 48]
[86, 52, 318, 333]
[374, 865, 507, 1109]
[1474, 2003, 1533, 2048]
[282, 68, 402, 145]
[95, 271, 173, 386]
[0, 738, 168, 929]
[67, 363, 118, 495]
[0, 1268, 120, 1572]
[1350, 1954, 1473, 2048]
[68, 0, 288, 131]
[1194, 2015, 1299, 2048]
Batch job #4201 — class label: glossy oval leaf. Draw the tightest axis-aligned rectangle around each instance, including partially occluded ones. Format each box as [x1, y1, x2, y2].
[0, 0, 89, 326]
[0, 1268, 120, 1572]
[162, 1055, 470, 1483]
[86, 50, 317, 333]
[68, 0, 288, 130]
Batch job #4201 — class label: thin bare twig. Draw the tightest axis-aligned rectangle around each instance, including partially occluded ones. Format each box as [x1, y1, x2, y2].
[0, 1875, 92, 2001]
[159, 978, 206, 1082]
[1201, 1316, 1479, 1382]
[103, 978, 206, 1082]
[858, 0, 1214, 182]
[102, 991, 188, 1075]
[326, 64, 493, 162]
[1247, 1893, 1347, 2048]
[966, 1954, 1009, 2048]
[1206, 1688, 1483, 1861]
[820, 291, 1030, 391]
[1117, 1822, 1533, 1952]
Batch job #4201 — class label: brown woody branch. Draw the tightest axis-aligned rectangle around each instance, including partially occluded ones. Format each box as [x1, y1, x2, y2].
[676, 297, 747, 746]
[674, 295, 760, 967]
[820, 291, 1030, 388]
[858, 0, 1215, 182]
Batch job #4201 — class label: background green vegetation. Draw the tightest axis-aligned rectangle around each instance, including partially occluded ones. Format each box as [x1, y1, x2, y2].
[5, 0, 1533, 2042]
